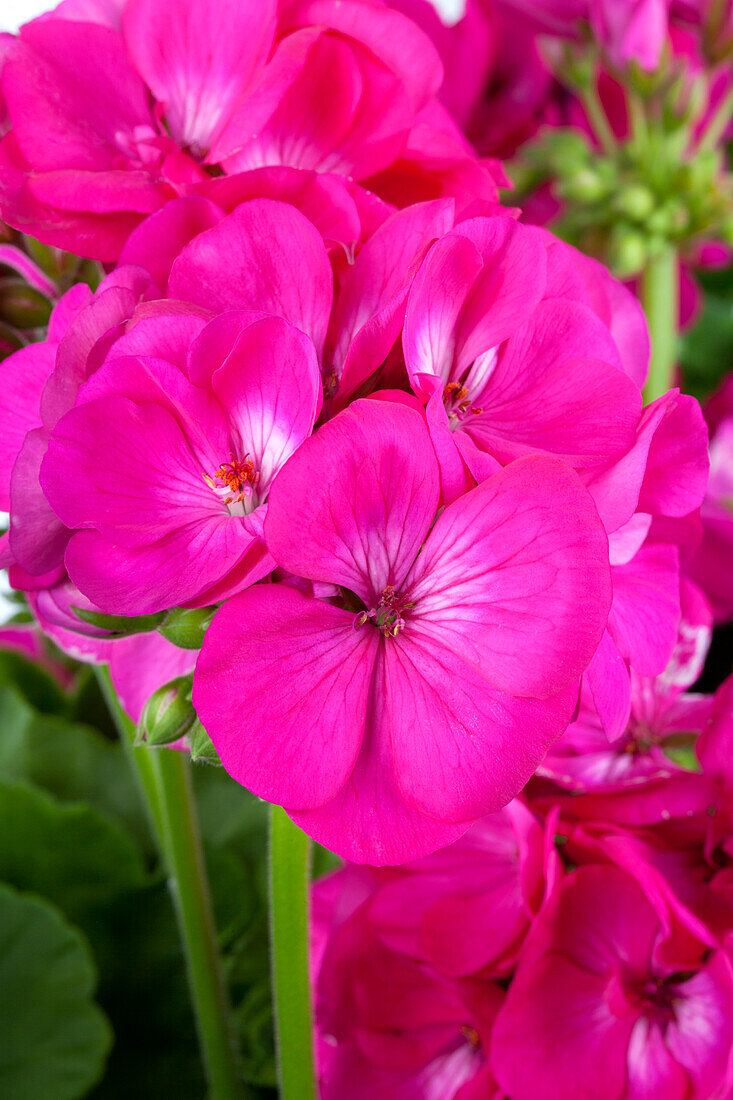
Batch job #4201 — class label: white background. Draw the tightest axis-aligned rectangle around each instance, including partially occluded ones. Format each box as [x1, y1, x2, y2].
[2, 0, 467, 32]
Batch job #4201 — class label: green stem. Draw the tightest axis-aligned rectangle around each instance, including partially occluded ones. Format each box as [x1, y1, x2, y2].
[641, 247, 680, 404]
[96, 666, 243, 1099]
[580, 78, 617, 156]
[269, 806, 318, 1100]
[95, 666, 164, 842]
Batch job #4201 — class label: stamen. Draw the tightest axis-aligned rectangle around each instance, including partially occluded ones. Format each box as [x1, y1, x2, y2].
[204, 454, 259, 506]
[353, 585, 414, 638]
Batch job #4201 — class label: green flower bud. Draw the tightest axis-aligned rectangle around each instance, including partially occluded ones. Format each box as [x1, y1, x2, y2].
[612, 184, 655, 222]
[608, 225, 649, 278]
[138, 675, 196, 747]
[560, 167, 610, 204]
[158, 606, 216, 650]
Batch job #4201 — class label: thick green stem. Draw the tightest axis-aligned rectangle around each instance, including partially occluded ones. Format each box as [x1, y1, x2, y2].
[269, 806, 318, 1100]
[96, 666, 243, 1099]
[641, 247, 680, 404]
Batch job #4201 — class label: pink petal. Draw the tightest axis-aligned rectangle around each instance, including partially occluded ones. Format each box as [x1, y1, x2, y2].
[4, 20, 154, 171]
[265, 399, 439, 604]
[117, 196, 224, 294]
[122, 0, 276, 154]
[193, 585, 377, 809]
[607, 544, 680, 677]
[0, 341, 56, 508]
[385, 630, 579, 821]
[329, 198, 455, 404]
[167, 199, 333, 357]
[466, 300, 640, 467]
[404, 455, 612, 698]
[65, 517, 263, 615]
[9, 427, 69, 576]
[209, 315, 321, 496]
[109, 631, 197, 723]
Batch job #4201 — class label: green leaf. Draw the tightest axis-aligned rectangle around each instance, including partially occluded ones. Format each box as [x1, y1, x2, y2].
[0, 686, 150, 852]
[680, 284, 733, 401]
[0, 780, 147, 921]
[0, 649, 71, 716]
[0, 883, 111, 1099]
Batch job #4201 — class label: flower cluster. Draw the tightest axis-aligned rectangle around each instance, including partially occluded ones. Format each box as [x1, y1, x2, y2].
[0, 0, 731, 1095]
[313, 610, 733, 1097]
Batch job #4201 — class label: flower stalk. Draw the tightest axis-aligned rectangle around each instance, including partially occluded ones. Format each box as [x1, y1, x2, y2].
[641, 245, 680, 403]
[96, 667, 243, 1099]
[269, 805, 318, 1100]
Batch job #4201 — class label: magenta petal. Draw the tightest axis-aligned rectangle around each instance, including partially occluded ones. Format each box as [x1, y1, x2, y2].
[210, 315, 321, 496]
[329, 198, 455, 403]
[386, 629, 578, 821]
[109, 632, 196, 723]
[265, 399, 439, 603]
[167, 199, 333, 357]
[0, 341, 56, 507]
[4, 20, 154, 172]
[65, 518, 260, 615]
[607, 544, 680, 677]
[467, 300, 640, 467]
[405, 455, 612, 698]
[9, 427, 69, 576]
[117, 196, 224, 294]
[193, 585, 377, 810]
[123, 0, 276, 153]
[585, 631, 632, 742]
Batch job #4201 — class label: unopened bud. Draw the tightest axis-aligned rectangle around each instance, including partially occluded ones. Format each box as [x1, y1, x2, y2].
[138, 675, 196, 747]
[158, 605, 215, 650]
[561, 167, 610, 204]
[608, 225, 649, 277]
[612, 184, 655, 222]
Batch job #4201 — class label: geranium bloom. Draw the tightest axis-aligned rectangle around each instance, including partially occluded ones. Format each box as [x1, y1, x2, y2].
[491, 863, 733, 1100]
[0, 0, 451, 258]
[314, 864, 504, 1100]
[688, 377, 733, 623]
[194, 399, 612, 863]
[40, 311, 322, 614]
[402, 215, 643, 500]
[368, 800, 560, 977]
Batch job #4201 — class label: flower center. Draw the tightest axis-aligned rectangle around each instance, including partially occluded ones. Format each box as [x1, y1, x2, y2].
[354, 585, 414, 638]
[203, 454, 259, 514]
[443, 381, 483, 425]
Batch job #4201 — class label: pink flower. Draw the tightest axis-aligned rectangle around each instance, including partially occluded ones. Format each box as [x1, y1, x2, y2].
[193, 398, 612, 863]
[688, 397, 733, 623]
[401, 214, 643, 501]
[40, 311, 321, 615]
[0, 0, 446, 258]
[491, 863, 733, 1100]
[314, 865, 504, 1099]
[368, 800, 561, 977]
[540, 578, 714, 796]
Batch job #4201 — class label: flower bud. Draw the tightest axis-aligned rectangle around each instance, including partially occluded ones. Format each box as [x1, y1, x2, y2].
[138, 675, 196, 747]
[608, 225, 649, 277]
[560, 168, 610, 204]
[612, 184, 655, 222]
[158, 606, 215, 650]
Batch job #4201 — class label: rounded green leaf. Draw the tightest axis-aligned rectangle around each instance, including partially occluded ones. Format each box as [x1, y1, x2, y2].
[0, 883, 111, 1099]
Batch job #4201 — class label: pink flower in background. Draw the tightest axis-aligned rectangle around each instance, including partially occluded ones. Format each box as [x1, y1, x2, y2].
[402, 215, 643, 499]
[688, 377, 733, 623]
[314, 865, 504, 1099]
[540, 578, 714, 794]
[40, 311, 321, 615]
[0, 0, 454, 258]
[491, 863, 733, 1100]
[368, 799, 560, 977]
[194, 399, 612, 863]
